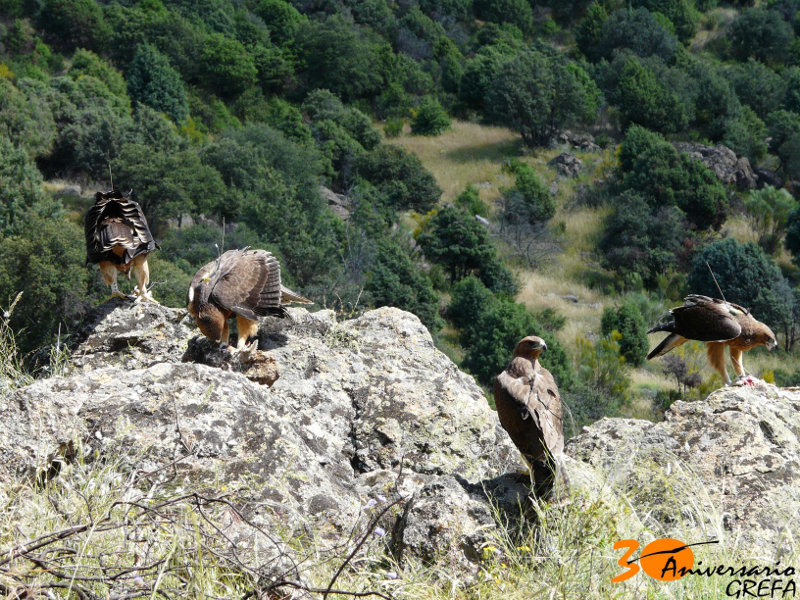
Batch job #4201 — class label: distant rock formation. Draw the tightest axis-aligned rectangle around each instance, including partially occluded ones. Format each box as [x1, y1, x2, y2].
[673, 142, 757, 190]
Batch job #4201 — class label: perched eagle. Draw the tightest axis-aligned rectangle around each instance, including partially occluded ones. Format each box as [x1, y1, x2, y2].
[85, 189, 158, 302]
[647, 294, 777, 384]
[494, 336, 565, 498]
[187, 248, 312, 350]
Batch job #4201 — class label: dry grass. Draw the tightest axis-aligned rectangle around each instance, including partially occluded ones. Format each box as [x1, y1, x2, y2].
[389, 120, 521, 203]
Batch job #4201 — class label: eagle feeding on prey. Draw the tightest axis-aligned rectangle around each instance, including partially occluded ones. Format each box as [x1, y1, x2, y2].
[85, 189, 158, 302]
[647, 294, 777, 384]
[187, 248, 312, 351]
[494, 336, 565, 498]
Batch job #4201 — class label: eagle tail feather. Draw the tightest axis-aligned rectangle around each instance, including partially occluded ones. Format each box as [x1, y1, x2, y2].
[647, 333, 686, 360]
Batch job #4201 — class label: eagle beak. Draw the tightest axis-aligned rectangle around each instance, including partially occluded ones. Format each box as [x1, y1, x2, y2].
[541, 342, 547, 353]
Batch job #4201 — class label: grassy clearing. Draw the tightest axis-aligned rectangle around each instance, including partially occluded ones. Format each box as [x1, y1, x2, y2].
[390, 120, 521, 204]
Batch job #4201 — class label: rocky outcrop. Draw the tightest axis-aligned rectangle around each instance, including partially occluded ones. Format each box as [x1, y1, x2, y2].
[553, 130, 600, 152]
[4, 300, 800, 569]
[320, 185, 351, 221]
[1, 301, 525, 570]
[567, 382, 800, 556]
[548, 152, 583, 177]
[673, 142, 757, 190]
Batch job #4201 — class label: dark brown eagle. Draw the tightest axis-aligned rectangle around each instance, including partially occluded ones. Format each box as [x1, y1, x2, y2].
[85, 189, 158, 302]
[494, 335, 565, 498]
[187, 248, 312, 351]
[647, 294, 777, 384]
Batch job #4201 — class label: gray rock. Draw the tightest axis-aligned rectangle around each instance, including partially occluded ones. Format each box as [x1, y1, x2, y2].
[548, 152, 583, 178]
[755, 167, 783, 190]
[1, 302, 523, 566]
[566, 382, 800, 556]
[320, 186, 351, 221]
[673, 142, 757, 190]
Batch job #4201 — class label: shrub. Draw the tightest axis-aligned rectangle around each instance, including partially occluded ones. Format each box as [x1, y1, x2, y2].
[411, 97, 450, 136]
[601, 300, 649, 366]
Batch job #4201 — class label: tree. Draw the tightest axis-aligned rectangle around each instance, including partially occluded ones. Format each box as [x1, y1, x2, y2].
[448, 276, 574, 389]
[365, 238, 442, 332]
[411, 97, 451, 136]
[296, 15, 390, 103]
[595, 7, 679, 63]
[617, 125, 728, 230]
[600, 191, 687, 288]
[576, 2, 608, 62]
[355, 145, 441, 211]
[473, 0, 534, 35]
[39, 0, 110, 52]
[728, 8, 793, 65]
[0, 134, 57, 236]
[199, 32, 257, 97]
[725, 60, 785, 119]
[126, 44, 189, 123]
[688, 239, 792, 331]
[744, 185, 798, 254]
[601, 299, 649, 366]
[633, 0, 698, 42]
[0, 78, 57, 159]
[252, 0, 305, 45]
[0, 215, 92, 354]
[599, 52, 689, 133]
[500, 162, 555, 226]
[485, 50, 599, 146]
[418, 206, 495, 282]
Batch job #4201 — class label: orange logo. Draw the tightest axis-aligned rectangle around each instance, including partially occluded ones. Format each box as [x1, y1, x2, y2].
[612, 538, 715, 582]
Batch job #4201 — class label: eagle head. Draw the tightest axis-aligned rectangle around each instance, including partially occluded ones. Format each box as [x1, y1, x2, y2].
[514, 335, 547, 360]
[754, 322, 778, 351]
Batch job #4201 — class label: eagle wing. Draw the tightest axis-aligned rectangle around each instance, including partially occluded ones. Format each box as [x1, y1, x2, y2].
[85, 191, 157, 265]
[209, 249, 285, 320]
[494, 357, 563, 465]
[669, 295, 744, 342]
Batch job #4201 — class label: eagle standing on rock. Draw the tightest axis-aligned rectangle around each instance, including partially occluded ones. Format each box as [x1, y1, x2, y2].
[647, 294, 777, 384]
[85, 189, 158, 302]
[494, 336, 565, 498]
[187, 248, 312, 351]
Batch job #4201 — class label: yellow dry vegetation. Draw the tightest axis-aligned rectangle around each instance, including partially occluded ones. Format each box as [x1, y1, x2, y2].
[389, 119, 520, 203]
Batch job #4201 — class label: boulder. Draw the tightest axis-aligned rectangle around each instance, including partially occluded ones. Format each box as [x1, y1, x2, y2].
[1, 301, 523, 568]
[673, 142, 757, 190]
[320, 185, 351, 221]
[754, 167, 783, 190]
[566, 382, 800, 556]
[549, 152, 583, 178]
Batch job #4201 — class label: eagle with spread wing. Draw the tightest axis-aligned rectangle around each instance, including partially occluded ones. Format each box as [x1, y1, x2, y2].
[647, 294, 777, 384]
[85, 189, 158, 302]
[187, 248, 312, 351]
[494, 336, 566, 498]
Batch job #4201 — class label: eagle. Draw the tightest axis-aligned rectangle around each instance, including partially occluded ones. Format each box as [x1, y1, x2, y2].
[647, 294, 777, 384]
[187, 247, 312, 351]
[85, 189, 158, 302]
[494, 336, 565, 498]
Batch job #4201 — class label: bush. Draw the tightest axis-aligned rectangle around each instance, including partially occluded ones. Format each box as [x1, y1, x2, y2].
[500, 162, 555, 225]
[485, 50, 599, 146]
[728, 8, 793, 64]
[364, 238, 442, 332]
[449, 276, 574, 389]
[744, 185, 798, 254]
[688, 238, 793, 331]
[126, 44, 188, 123]
[601, 299, 649, 366]
[454, 184, 489, 217]
[617, 125, 728, 230]
[411, 97, 450, 136]
[355, 145, 441, 212]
